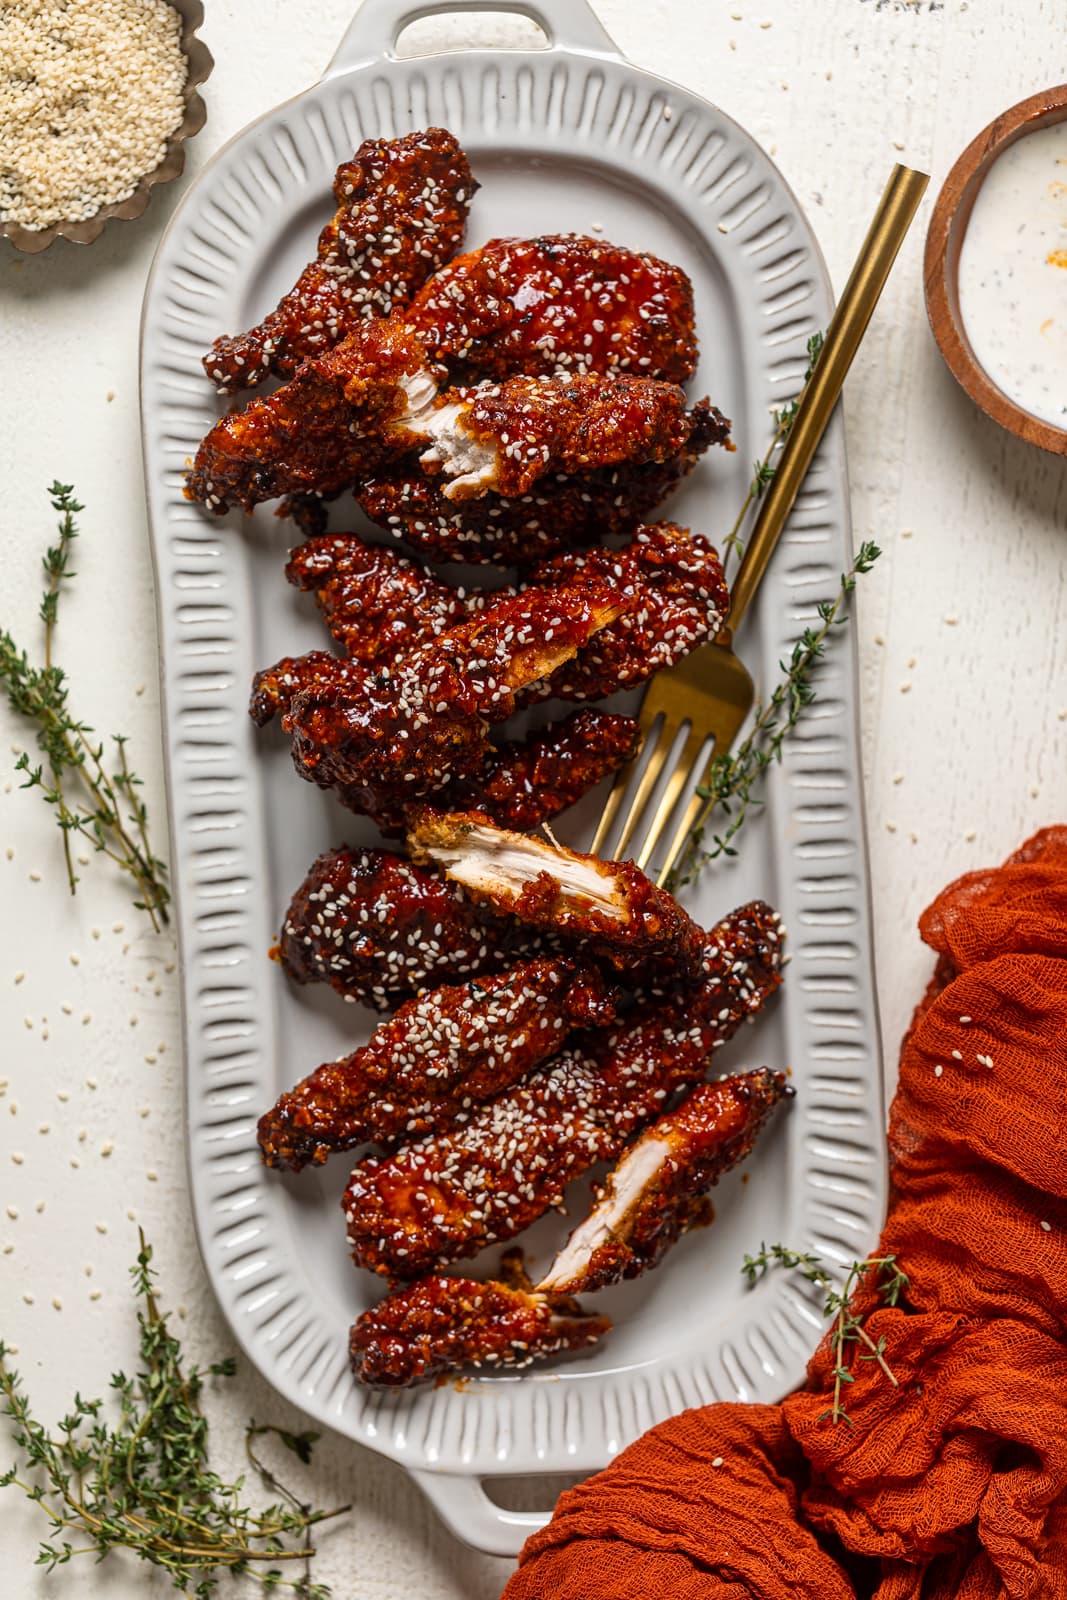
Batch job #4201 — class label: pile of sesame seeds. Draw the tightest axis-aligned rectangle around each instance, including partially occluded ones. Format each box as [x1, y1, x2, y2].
[0, 0, 187, 231]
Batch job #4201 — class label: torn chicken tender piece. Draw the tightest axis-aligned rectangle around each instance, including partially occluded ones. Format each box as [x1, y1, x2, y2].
[415, 372, 696, 502]
[349, 1273, 609, 1388]
[355, 397, 731, 566]
[516, 521, 731, 703]
[348, 1075, 788, 1388]
[186, 319, 443, 513]
[202, 128, 477, 392]
[187, 330, 700, 516]
[538, 1070, 790, 1296]
[257, 955, 616, 1171]
[415, 398, 497, 493]
[407, 809, 705, 978]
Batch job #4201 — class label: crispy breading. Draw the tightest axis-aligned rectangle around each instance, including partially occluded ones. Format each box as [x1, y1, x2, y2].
[516, 521, 730, 702]
[285, 534, 466, 665]
[445, 710, 640, 833]
[404, 234, 698, 384]
[283, 585, 625, 818]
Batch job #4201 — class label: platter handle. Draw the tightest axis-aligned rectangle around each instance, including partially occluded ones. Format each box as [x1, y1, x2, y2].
[326, 0, 622, 74]
[410, 1467, 554, 1556]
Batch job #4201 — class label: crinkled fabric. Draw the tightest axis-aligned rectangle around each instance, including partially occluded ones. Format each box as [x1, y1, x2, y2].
[504, 829, 1067, 1600]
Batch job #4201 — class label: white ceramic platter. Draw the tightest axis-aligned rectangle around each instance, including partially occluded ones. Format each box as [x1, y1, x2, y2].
[141, 0, 885, 1555]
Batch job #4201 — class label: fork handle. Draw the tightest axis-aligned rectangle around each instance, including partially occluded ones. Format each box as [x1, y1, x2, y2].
[727, 164, 929, 632]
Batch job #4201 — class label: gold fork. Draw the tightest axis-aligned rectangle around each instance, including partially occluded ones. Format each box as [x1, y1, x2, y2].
[590, 163, 929, 885]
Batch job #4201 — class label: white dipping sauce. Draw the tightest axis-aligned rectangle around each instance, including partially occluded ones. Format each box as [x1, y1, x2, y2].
[957, 121, 1067, 429]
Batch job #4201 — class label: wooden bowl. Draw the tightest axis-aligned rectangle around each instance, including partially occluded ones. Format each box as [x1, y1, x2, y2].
[924, 84, 1067, 455]
[0, 0, 213, 255]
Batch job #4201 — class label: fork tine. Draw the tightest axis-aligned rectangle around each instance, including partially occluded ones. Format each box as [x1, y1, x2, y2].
[656, 778, 713, 887]
[611, 717, 676, 861]
[589, 736, 645, 858]
[634, 725, 708, 872]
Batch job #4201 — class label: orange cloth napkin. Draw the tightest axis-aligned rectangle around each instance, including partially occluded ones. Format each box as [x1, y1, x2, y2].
[503, 828, 1067, 1599]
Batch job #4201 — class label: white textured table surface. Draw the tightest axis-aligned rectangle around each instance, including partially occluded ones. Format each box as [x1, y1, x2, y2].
[1, 1, 1065, 1595]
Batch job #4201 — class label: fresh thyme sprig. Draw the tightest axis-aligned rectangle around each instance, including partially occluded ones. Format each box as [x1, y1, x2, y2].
[742, 1243, 909, 1425]
[0, 484, 170, 928]
[668, 540, 881, 888]
[722, 330, 825, 565]
[0, 1233, 348, 1597]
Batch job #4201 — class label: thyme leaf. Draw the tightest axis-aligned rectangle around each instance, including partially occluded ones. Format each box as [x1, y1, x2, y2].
[0, 1233, 348, 1596]
[741, 1242, 909, 1424]
[0, 484, 170, 928]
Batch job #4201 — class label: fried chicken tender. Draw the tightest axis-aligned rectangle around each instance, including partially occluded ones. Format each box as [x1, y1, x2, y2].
[285, 534, 466, 665]
[203, 130, 476, 392]
[257, 956, 616, 1171]
[538, 1071, 790, 1296]
[276, 524, 728, 714]
[187, 346, 700, 517]
[357, 708, 638, 835]
[349, 1273, 609, 1387]
[284, 585, 626, 818]
[402, 234, 698, 384]
[517, 521, 730, 702]
[349, 1069, 786, 1385]
[251, 649, 638, 830]
[355, 397, 731, 565]
[407, 810, 705, 978]
[272, 846, 538, 1011]
[342, 901, 785, 1278]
